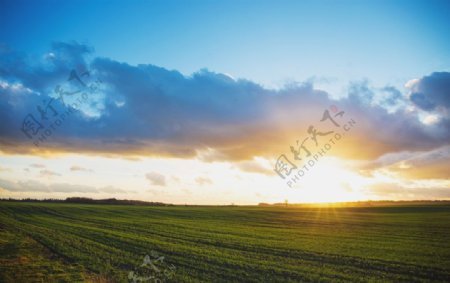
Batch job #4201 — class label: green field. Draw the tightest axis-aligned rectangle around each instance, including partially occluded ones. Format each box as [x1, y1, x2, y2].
[1, 202, 450, 282]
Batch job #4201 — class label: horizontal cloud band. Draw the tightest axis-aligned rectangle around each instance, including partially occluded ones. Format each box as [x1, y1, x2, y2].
[0, 42, 449, 165]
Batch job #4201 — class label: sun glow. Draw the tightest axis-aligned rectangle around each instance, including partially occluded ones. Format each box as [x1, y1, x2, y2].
[287, 157, 369, 203]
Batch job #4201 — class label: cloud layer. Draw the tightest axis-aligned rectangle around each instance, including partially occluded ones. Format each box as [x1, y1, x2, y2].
[0, 42, 449, 179]
[0, 178, 125, 194]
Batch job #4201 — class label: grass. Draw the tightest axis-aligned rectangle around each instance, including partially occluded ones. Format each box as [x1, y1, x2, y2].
[1, 201, 450, 282]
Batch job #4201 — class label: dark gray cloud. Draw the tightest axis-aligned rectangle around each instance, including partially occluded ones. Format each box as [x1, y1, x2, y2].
[409, 72, 450, 118]
[408, 72, 450, 111]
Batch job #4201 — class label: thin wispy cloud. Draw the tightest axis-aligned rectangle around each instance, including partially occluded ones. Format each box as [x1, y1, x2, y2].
[30, 163, 46, 168]
[146, 172, 166, 187]
[70, 165, 94, 173]
[195, 176, 213, 186]
[39, 169, 61, 178]
[0, 178, 125, 194]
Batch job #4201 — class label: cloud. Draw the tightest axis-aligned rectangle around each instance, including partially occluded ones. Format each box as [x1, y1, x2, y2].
[358, 145, 450, 180]
[195, 176, 213, 186]
[30, 163, 46, 168]
[0, 42, 449, 178]
[367, 182, 450, 200]
[39, 169, 61, 177]
[70, 165, 93, 173]
[98, 185, 127, 193]
[380, 86, 403, 106]
[0, 166, 11, 172]
[234, 160, 274, 175]
[147, 188, 167, 196]
[49, 183, 98, 193]
[0, 178, 124, 193]
[0, 41, 91, 94]
[171, 175, 180, 182]
[0, 179, 50, 192]
[407, 72, 450, 111]
[145, 172, 166, 186]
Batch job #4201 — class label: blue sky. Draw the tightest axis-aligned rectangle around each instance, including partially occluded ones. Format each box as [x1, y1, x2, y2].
[0, 0, 449, 203]
[2, 0, 449, 89]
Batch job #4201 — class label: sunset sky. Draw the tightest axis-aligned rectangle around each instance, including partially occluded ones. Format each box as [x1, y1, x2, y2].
[0, 0, 449, 204]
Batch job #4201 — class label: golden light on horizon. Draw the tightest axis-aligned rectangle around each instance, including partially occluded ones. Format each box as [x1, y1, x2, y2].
[284, 157, 370, 203]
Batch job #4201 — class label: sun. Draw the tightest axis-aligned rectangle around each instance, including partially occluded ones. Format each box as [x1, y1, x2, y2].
[287, 157, 368, 203]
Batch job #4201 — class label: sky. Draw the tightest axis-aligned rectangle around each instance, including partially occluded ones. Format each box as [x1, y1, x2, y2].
[0, 0, 449, 204]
